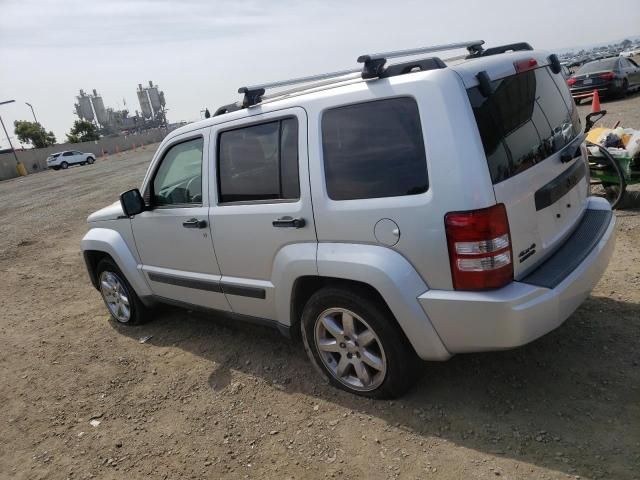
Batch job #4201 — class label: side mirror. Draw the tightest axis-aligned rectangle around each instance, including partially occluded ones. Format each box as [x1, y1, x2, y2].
[584, 110, 607, 133]
[120, 188, 145, 217]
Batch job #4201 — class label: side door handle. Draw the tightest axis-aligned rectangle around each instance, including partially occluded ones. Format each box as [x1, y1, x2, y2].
[272, 216, 306, 229]
[183, 218, 208, 229]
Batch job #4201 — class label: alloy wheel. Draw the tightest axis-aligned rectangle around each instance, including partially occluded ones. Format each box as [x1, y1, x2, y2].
[314, 308, 387, 391]
[99, 271, 131, 323]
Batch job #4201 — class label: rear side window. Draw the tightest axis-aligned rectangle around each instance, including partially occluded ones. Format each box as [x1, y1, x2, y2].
[467, 67, 581, 184]
[218, 118, 299, 203]
[576, 58, 618, 74]
[322, 97, 428, 200]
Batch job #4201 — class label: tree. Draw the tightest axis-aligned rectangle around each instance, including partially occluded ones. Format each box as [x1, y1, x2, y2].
[66, 120, 100, 143]
[13, 120, 56, 148]
[622, 39, 632, 48]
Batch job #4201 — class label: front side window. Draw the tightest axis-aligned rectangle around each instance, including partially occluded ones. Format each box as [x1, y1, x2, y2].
[152, 137, 203, 206]
[321, 97, 428, 201]
[217, 118, 299, 203]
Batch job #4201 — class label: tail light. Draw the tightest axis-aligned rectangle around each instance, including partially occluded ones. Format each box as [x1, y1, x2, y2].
[567, 77, 577, 86]
[599, 72, 615, 80]
[445, 204, 513, 290]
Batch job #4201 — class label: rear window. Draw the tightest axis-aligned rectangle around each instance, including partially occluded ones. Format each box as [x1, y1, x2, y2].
[322, 97, 428, 200]
[467, 67, 581, 184]
[576, 58, 618, 74]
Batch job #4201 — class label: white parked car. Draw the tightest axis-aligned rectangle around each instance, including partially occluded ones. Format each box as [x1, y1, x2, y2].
[47, 150, 96, 170]
[620, 47, 640, 58]
[81, 40, 616, 398]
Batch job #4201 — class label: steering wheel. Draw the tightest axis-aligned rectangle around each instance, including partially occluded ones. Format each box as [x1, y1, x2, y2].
[186, 176, 202, 202]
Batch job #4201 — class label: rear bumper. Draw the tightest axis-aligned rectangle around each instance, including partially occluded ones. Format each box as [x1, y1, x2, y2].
[418, 199, 616, 354]
[570, 80, 622, 97]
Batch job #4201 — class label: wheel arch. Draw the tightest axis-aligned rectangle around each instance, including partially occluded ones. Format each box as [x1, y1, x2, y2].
[81, 227, 152, 299]
[281, 243, 451, 361]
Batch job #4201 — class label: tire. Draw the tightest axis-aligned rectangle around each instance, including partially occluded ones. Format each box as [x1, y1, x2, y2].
[618, 79, 629, 99]
[301, 286, 420, 399]
[613, 189, 640, 210]
[87, 157, 95, 165]
[60, 161, 68, 169]
[588, 143, 626, 209]
[96, 258, 150, 325]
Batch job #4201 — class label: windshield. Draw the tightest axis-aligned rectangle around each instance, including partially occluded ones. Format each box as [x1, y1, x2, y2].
[576, 58, 618, 74]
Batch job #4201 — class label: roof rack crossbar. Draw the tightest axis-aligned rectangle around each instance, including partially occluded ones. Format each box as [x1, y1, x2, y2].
[357, 40, 485, 63]
[238, 40, 485, 106]
[358, 40, 484, 78]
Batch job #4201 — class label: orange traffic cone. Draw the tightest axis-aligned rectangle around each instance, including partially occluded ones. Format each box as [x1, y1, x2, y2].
[591, 89, 601, 112]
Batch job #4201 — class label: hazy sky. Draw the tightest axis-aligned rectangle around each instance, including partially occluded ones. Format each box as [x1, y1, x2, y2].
[0, 0, 638, 145]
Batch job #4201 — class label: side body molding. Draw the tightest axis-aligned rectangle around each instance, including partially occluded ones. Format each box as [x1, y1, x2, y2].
[316, 243, 451, 361]
[81, 228, 153, 299]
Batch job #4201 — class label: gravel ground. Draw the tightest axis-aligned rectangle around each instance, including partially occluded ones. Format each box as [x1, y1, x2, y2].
[1, 100, 639, 480]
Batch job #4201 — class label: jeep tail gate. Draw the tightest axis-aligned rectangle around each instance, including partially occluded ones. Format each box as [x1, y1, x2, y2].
[457, 54, 592, 284]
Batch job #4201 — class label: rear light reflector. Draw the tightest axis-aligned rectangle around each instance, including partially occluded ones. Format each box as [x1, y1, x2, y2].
[567, 77, 577, 86]
[454, 233, 510, 255]
[445, 204, 513, 290]
[457, 252, 512, 272]
[599, 72, 615, 80]
[514, 58, 538, 73]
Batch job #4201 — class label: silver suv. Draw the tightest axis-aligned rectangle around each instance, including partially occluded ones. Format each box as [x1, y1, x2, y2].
[81, 41, 616, 398]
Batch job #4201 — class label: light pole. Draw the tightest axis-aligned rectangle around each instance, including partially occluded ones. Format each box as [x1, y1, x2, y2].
[25, 102, 39, 125]
[0, 99, 26, 176]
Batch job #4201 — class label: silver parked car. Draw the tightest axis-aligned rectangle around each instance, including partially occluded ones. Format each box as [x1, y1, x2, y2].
[47, 150, 96, 170]
[81, 40, 616, 398]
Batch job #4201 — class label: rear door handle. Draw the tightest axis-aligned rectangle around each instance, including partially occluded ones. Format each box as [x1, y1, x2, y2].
[272, 216, 305, 229]
[183, 218, 208, 229]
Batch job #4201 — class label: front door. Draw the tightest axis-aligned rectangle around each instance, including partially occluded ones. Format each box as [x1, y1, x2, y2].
[131, 132, 230, 311]
[209, 107, 316, 319]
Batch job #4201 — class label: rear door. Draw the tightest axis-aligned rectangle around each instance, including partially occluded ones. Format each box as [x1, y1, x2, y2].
[466, 63, 588, 278]
[208, 107, 316, 319]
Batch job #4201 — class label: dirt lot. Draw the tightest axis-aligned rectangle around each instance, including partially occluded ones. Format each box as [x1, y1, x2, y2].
[1, 98, 639, 480]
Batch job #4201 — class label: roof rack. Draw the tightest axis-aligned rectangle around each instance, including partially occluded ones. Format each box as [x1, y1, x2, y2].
[466, 42, 532, 58]
[357, 40, 484, 78]
[236, 40, 485, 107]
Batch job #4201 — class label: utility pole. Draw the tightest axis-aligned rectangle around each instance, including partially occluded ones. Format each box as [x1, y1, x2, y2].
[25, 102, 39, 125]
[0, 99, 26, 176]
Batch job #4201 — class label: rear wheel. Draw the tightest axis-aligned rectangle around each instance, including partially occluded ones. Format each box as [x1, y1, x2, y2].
[619, 79, 629, 98]
[301, 286, 420, 398]
[96, 258, 149, 325]
[60, 161, 68, 169]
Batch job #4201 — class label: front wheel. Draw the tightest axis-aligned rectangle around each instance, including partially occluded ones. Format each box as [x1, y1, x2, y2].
[87, 157, 95, 165]
[96, 258, 150, 325]
[301, 286, 420, 398]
